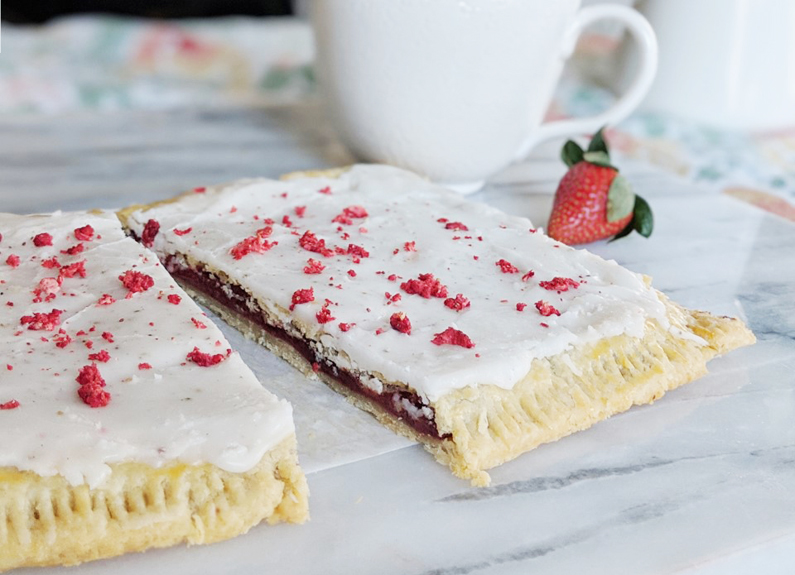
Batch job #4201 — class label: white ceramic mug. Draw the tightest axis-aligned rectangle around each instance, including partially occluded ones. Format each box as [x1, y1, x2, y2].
[311, 0, 657, 192]
[630, 0, 795, 131]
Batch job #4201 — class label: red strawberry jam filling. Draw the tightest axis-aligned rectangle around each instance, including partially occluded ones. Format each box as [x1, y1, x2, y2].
[163, 255, 449, 441]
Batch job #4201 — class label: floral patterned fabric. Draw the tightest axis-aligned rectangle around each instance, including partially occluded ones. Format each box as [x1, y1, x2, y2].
[1, 15, 792, 220]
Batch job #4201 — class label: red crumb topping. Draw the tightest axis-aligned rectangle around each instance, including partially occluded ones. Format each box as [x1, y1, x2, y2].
[141, 219, 160, 248]
[230, 227, 276, 260]
[431, 327, 475, 348]
[74, 225, 94, 241]
[187, 346, 230, 367]
[387, 274, 398, 282]
[20, 309, 63, 331]
[88, 350, 111, 363]
[191, 317, 208, 329]
[6, 254, 20, 268]
[41, 257, 61, 269]
[539, 277, 580, 292]
[404, 241, 417, 252]
[535, 300, 561, 317]
[33, 277, 61, 303]
[496, 259, 519, 274]
[0, 400, 20, 410]
[540, 322, 549, 328]
[516, 303, 527, 312]
[290, 287, 315, 311]
[347, 244, 370, 259]
[521, 270, 535, 282]
[401, 273, 449, 299]
[282, 215, 293, 227]
[194, 186, 206, 193]
[167, 294, 181, 305]
[295, 206, 307, 217]
[444, 222, 469, 231]
[54, 330, 72, 348]
[138, 363, 152, 370]
[33, 233, 53, 247]
[385, 292, 402, 304]
[389, 312, 412, 335]
[299, 231, 333, 257]
[76, 364, 111, 408]
[5, 365, 11, 371]
[119, 270, 154, 295]
[97, 293, 116, 306]
[333, 205, 369, 225]
[347, 269, 357, 277]
[59, 260, 86, 280]
[318, 186, 331, 194]
[338, 322, 353, 332]
[101, 331, 114, 343]
[61, 243, 84, 256]
[173, 227, 192, 236]
[444, 293, 471, 311]
[303, 258, 325, 274]
[316, 305, 336, 324]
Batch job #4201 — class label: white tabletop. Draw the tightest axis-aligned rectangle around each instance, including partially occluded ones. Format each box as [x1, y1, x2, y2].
[3, 102, 794, 575]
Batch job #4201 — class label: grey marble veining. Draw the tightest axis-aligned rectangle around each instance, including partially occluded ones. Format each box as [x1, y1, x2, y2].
[2, 103, 795, 575]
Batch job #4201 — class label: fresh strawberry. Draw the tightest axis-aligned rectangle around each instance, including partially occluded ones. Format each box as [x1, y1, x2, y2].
[547, 128, 653, 245]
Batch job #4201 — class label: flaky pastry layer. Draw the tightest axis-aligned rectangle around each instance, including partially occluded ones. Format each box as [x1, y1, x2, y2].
[0, 436, 308, 572]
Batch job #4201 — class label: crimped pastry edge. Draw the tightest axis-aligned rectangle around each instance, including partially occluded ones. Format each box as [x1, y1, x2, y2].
[0, 435, 308, 572]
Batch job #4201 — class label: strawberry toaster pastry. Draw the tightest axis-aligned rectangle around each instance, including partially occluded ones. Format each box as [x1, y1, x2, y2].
[121, 165, 755, 486]
[0, 211, 307, 571]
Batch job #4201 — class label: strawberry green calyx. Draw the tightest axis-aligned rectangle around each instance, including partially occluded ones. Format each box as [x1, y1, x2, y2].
[611, 195, 654, 242]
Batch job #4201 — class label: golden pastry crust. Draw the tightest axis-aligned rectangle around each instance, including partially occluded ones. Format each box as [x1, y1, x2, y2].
[0, 435, 308, 572]
[122, 168, 755, 487]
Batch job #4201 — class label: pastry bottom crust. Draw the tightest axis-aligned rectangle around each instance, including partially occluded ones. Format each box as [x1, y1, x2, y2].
[0, 435, 308, 571]
[182, 280, 755, 487]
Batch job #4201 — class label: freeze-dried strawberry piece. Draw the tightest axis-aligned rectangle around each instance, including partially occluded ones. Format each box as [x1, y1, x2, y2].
[299, 231, 334, 257]
[338, 322, 353, 332]
[59, 260, 87, 280]
[97, 294, 116, 306]
[303, 258, 325, 274]
[401, 273, 449, 299]
[516, 303, 527, 312]
[496, 259, 519, 274]
[389, 312, 412, 335]
[61, 243, 84, 256]
[138, 363, 152, 370]
[347, 244, 370, 260]
[295, 206, 307, 217]
[230, 227, 276, 260]
[141, 219, 160, 248]
[318, 186, 332, 194]
[0, 400, 20, 410]
[74, 225, 94, 241]
[78, 384, 111, 408]
[186, 347, 230, 367]
[101, 331, 114, 343]
[167, 294, 181, 305]
[521, 270, 535, 282]
[431, 327, 475, 348]
[6, 254, 20, 268]
[539, 277, 580, 292]
[191, 317, 207, 329]
[444, 222, 469, 231]
[20, 309, 62, 331]
[316, 305, 336, 324]
[33, 277, 61, 303]
[119, 270, 154, 295]
[290, 287, 314, 311]
[33, 233, 53, 247]
[173, 227, 192, 236]
[444, 293, 470, 311]
[404, 241, 417, 252]
[76, 364, 106, 387]
[535, 300, 561, 317]
[41, 257, 61, 269]
[332, 205, 369, 225]
[88, 350, 111, 363]
[53, 330, 72, 348]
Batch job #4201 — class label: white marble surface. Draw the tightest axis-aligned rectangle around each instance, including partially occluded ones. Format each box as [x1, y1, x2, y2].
[2, 103, 794, 574]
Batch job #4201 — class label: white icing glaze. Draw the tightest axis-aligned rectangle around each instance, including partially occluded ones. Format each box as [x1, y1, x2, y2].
[0, 211, 294, 488]
[127, 165, 671, 403]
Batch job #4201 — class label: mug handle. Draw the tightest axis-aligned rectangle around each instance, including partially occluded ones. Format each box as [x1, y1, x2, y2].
[514, 5, 658, 159]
